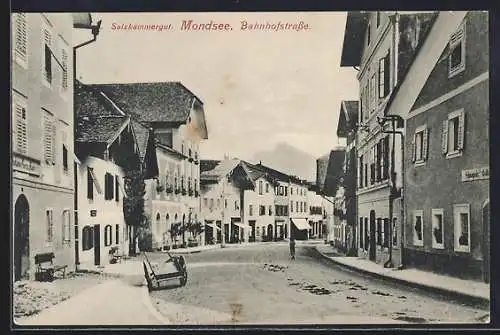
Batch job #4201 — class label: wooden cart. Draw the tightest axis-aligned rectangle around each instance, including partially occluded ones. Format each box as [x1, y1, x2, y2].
[142, 252, 188, 291]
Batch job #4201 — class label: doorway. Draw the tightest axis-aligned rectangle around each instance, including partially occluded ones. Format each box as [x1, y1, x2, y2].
[482, 200, 490, 283]
[93, 224, 101, 266]
[369, 210, 376, 261]
[14, 194, 30, 281]
[249, 220, 256, 242]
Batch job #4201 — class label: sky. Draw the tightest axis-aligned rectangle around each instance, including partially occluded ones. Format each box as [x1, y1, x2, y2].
[75, 12, 359, 161]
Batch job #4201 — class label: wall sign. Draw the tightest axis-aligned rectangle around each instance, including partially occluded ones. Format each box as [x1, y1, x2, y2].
[461, 167, 489, 182]
[90, 210, 97, 217]
[12, 153, 41, 177]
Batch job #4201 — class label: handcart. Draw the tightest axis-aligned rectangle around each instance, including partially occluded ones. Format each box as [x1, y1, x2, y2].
[142, 251, 188, 291]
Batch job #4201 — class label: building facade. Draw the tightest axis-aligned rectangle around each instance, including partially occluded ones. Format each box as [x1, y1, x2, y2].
[341, 11, 437, 267]
[337, 100, 359, 255]
[87, 82, 208, 251]
[307, 185, 324, 239]
[404, 11, 489, 282]
[12, 13, 75, 280]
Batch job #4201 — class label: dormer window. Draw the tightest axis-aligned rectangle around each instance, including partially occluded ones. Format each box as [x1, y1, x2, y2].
[448, 20, 466, 78]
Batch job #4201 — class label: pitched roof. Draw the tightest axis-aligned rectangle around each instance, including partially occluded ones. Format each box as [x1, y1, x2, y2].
[201, 158, 241, 181]
[340, 11, 369, 67]
[337, 100, 359, 137]
[130, 119, 150, 161]
[255, 163, 291, 182]
[316, 149, 346, 197]
[76, 115, 129, 144]
[88, 82, 201, 124]
[240, 161, 267, 182]
[75, 80, 123, 118]
[200, 160, 221, 172]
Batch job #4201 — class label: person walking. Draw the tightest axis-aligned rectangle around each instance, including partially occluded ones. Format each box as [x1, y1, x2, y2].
[289, 237, 296, 260]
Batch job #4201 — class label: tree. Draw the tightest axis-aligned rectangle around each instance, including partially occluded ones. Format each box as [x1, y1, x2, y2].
[123, 169, 148, 256]
[187, 221, 205, 242]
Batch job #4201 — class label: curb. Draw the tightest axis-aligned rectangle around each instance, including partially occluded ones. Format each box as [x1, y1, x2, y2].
[311, 247, 490, 309]
[140, 280, 171, 325]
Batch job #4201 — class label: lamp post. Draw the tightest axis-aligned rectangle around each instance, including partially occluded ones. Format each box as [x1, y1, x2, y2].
[377, 115, 404, 269]
[72, 13, 101, 269]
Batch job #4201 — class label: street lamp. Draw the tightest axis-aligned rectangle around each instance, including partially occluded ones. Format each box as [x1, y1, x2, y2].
[377, 114, 404, 269]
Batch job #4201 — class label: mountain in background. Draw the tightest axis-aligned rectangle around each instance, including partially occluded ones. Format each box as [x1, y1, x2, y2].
[251, 142, 317, 182]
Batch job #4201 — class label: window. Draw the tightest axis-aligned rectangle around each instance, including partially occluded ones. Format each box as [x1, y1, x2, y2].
[259, 205, 266, 216]
[224, 199, 228, 209]
[43, 110, 56, 164]
[291, 188, 293, 195]
[383, 218, 389, 248]
[454, 204, 470, 252]
[382, 137, 389, 180]
[115, 175, 120, 202]
[370, 73, 377, 112]
[46, 209, 54, 243]
[296, 202, 299, 212]
[87, 167, 94, 199]
[13, 13, 28, 67]
[431, 209, 444, 249]
[284, 186, 288, 196]
[359, 218, 364, 249]
[359, 155, 364, 188]
[42, 21, 53, 85]
[62, 209, 71, 243]
[62, 132, 68, 171]
[82, 226, 93, 251]
[12, 93, 28, 155]
[360, 88, 365, 122]
[448, 20, 466, 78]
[413, 210, 424, 246]
[104, 173, 114, 200]
[266, 183, 269, 193]
[392, 218, 398, 246]
[61, 47, 69, 91]
[210, 198, 214, 210]
[259, 181, 263, 195]
[235, 200, 239, 210]
[376, 218, 382, 246]
[413, 125, 429, 164]
[378, 51, 390, 98]
[290, 201, 293, 212]
[249, 205, 253, 216]
[443, 109, 465, 158]
[376, 11, 380, 27]
[269, 205, 273, 216]
[104, 225, 113, 246]
[217, 198, 221, 208]
[115, 224, 120, 244]
[204, 197, 208, 207]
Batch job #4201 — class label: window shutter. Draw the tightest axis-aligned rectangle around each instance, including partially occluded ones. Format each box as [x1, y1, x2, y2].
[457, 110, 465, 150]
[384, 51, 391, 96]
[14, 102, 28, 155]
[43, 112, 53, 163]
[51, 123, 57, 164]
[441, 120, 449, 154]
[15, 13, 28, 62]
[422, 128, 429, 160]
[412, 133, 416, 163]
[61, 48, 68, 89]
[378, 58, 384, 99]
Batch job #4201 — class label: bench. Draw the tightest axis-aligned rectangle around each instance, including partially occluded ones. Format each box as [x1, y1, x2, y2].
[34, 252, 68, 282]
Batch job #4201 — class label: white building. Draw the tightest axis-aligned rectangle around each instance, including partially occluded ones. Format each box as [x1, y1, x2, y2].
[307, 185, 324, 239]
[74, 82, 156, 267]
[86, 82, 208, 250]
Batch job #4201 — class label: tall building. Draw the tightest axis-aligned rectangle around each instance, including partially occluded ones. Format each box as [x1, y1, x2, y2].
[340, 11, 437, 267]
[12, 13, 76, 280]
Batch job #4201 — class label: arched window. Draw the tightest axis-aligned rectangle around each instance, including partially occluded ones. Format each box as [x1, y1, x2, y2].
[174, 213, 178, 222]
[104, 225, 113, 246]
[82, 226, 93, 251]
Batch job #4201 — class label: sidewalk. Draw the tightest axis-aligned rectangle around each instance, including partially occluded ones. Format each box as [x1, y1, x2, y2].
[15, 259, 167, 326]
[314, 245, 490, 305]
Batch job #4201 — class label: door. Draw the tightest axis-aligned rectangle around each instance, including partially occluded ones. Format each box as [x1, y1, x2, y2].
[93, 224, 101, 266]
[369, 210, 376, 261]
[14, 195, 30, 281]
[482, 201, 490, 283]
[267, 224, 273, 241]
[249, 221, 256, 242]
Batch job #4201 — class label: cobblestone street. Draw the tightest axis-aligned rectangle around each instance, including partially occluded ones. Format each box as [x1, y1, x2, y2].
[148, 243, 488, 324]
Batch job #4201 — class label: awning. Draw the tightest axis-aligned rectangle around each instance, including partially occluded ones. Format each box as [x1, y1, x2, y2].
[231, 222, 245, 228]
[205, 222, 221, 230]
[291, 218, 310, 230]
